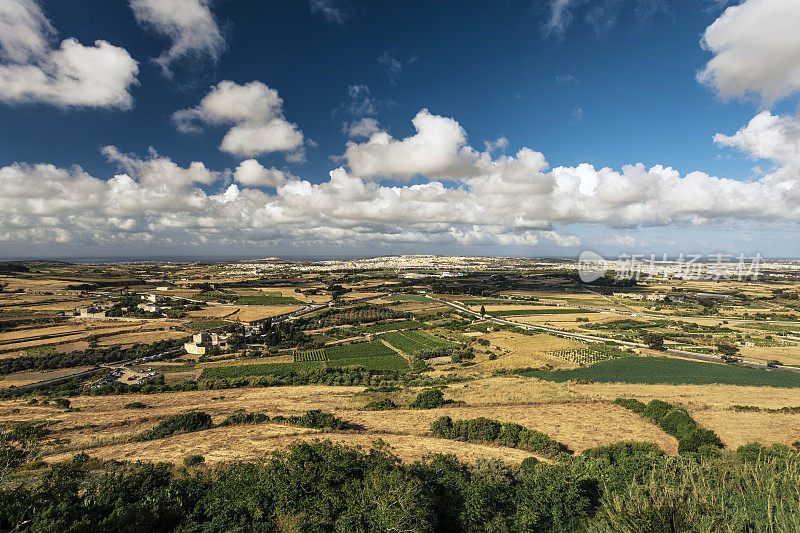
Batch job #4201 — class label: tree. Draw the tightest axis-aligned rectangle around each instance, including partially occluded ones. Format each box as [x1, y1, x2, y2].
[642, 333, 664, 350]
[410, 389, 446, 409]
[717, 343, 740, 357]
[480, 305, 486, 318]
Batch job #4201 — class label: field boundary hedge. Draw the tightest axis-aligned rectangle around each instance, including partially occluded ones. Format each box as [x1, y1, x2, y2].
[431, 416, 571, 460]
[614, 398, 724, 454]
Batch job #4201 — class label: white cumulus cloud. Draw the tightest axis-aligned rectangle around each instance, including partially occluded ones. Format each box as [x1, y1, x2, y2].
[3, 110, 800, 251]
[130, 0, 225, 76]
[172, 80, 305, 159]
[233, 159, 288, 187]
[698, 0, 800, 104]
[0, 0, 138, 109]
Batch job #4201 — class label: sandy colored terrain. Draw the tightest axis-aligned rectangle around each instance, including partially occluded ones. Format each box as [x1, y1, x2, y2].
[0, 324, 89, 342]
[236, 306, 304, 322]
[46, 426, 539, 465]
[0, 367, 95, 388]
[187, 305, 303, 322]
[339, 402, 678, 454]
[691, 410, 800, 449]
[737, 346, 800, 366]
[341, 292, 385, 301]
[561, 381, 800, 410]
[513, 313, 617, 325]
[0, 379, 679, 464]
[15, 301, 95, 312]
[97, 330, 188, 347]
[254, 287, 330, 304]
[186, 306, 241, 319]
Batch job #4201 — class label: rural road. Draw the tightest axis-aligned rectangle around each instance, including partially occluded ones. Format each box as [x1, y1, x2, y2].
[428, 296, 800, 374]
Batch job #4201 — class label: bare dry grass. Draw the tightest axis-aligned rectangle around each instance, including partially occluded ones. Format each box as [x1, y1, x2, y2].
[569, 381, 800, 410]
[343, 402, 678, 454]
[690, 409, 800, 449]
[45, 426, 538, 465]
[186, 305, 303, 322]
[97, 330, 188, 347]
[0, 367, 94, 388]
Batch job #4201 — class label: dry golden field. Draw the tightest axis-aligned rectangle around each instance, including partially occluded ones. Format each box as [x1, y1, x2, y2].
[477, 331, 587, 370]
[96, 330, 188, 347]
[690, 409, 800, 449]
[254, 287, 330, 304]
[0, 367, 95, 388]
[0, 379, 686, 465]
[46, 427, 539, 466]
[187, 304, 303, 323]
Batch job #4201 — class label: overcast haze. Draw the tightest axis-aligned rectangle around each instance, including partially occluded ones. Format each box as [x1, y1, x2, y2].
[1, 0, 800, 259]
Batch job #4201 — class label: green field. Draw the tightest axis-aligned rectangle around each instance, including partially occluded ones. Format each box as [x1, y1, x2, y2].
[487, 308, 597, 317]
[325, 340, 398, 360]
[184, 319, 231, 331]
[521, 356, 800, 387]
[200, 361, 324, 379]
[380, 330, 455, 354]
[200, 339, 409, 375]
[295, 348, 326, 362]
[324, 340, 408, 370]
[235, 295, 303, 305]
[326, 355, 408, 371]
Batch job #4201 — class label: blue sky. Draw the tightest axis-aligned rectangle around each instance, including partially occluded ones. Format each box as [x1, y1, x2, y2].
[1, 0, 800, 259]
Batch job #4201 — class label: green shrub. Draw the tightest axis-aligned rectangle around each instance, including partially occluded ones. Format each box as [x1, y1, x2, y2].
[274, 410, 352, 430]
[431, 416, 570, 459]
[410, 388, 446, 409]
[218, 412, 268, 427]
[137, 412, 213, 441]
[123, 401, 148, 409]
[612, 398, 646, 413]
[642, 399, 672, 422]
[616, 399, 723, 455]
[183, 454, 205, 467]
[737, 442, 796, 462]
[659, 408, 697, 440]
[54, 398, 70, 409]
[364, 398, 398, 411]
[677, 428, 724, 454]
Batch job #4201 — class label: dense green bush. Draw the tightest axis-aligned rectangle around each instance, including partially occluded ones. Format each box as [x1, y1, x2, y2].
[123, 401, 147, 409]
[218, 412, 269, 427]
[54, 398, 70, 409]
[616, 398, 724, 455]
[137, 411, 214, 441]
[364, 398, 398, 411]
[410, 388, 446, 409]
[0, 440, 799, 531]
[183, 454, 205, 467]
[612, 398, 646, 412]
[431, 416, 570, 459]
[272, 410, 353, 430]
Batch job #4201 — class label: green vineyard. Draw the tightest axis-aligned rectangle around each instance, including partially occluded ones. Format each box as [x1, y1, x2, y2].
[547, 346, 623, 365]
[295, 348, 327, 362]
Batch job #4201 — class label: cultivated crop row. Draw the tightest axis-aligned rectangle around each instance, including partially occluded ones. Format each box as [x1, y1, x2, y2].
[294, 348, 326, 362]
[547, 347, 617, 365]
